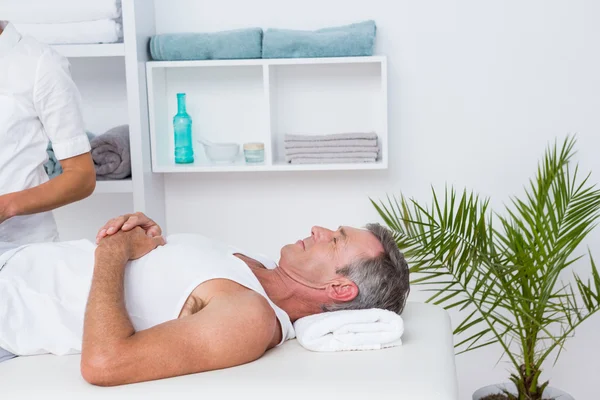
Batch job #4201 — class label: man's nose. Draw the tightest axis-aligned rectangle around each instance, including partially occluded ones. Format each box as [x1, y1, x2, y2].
[311, 226, 334, 242]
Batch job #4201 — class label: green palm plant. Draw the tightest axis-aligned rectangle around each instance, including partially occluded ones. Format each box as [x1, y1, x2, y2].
[372, 136, 600, 400]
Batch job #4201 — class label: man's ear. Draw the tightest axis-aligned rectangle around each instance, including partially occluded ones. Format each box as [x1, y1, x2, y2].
[326, 278, 358, 303]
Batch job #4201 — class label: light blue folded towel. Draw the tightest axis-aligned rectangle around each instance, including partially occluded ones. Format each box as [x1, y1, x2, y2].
[44, 132, 94, 179]
[150, 28, 263, 61]
[262, 20, 376, 59]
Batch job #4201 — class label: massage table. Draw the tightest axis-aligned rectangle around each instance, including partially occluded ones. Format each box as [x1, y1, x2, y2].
[0, 302, 458, 399]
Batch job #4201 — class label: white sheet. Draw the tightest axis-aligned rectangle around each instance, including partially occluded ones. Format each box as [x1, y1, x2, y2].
[0, 302, 458, 399]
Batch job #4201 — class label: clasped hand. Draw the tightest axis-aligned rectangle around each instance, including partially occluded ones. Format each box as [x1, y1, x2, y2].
[96, 212, 165, 260]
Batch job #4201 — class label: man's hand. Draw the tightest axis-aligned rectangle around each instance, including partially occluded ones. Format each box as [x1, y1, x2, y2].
[98, 227, 165, 261]
[96, 212, 162, 244]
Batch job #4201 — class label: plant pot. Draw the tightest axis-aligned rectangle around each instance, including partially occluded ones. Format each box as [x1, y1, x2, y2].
[473, 383, 574, 400]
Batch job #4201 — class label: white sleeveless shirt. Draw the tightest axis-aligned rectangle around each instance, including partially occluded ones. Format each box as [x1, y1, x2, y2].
[0, 234, 295, 356]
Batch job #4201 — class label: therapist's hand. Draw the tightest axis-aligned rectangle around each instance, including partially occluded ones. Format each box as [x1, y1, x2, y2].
[0, 193, 17, 224]
[96, 212, 162, 244]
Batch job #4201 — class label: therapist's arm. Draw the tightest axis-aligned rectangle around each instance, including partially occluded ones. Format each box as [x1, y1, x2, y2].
[1, 48, 96, 223]
[0, 153, 95, 220]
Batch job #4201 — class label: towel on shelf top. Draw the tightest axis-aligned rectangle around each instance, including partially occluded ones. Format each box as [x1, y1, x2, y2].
[263, 20, 376, 59]
[14, 19, 123, 45]
[91, 125, 131, 180]
[294, 308, 404, 352]
[2, 0, 121, 24]
[150, 28, 263, 61]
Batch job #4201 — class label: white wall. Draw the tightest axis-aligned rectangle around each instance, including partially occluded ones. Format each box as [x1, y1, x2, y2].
[152, 0, 600, 398]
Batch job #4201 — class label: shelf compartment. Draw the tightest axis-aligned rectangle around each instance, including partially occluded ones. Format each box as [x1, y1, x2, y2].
[147, 56, 388, 173]
[52, 43, 125, 58]
[148, 64, 267, 171]
[94, 179, 133, 193]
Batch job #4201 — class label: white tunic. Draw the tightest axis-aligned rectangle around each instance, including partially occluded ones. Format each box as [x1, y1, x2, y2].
[0, 21, 90, 244]
[0, 234, 295, 356]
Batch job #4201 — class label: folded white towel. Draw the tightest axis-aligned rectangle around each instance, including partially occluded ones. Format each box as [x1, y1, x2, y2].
[285, 132, 378, 142]
[285, 139, 378, 149]
[285, 152, 378, 162]
[3, 0, 121, 24]
[294, 309, 404, 352]
[14, 20, 122, 45]
[290, 157, 376, 164]
[285, 146, 379, 155]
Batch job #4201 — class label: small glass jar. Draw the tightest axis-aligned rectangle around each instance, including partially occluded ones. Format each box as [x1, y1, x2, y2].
[243, 142, 265, 163]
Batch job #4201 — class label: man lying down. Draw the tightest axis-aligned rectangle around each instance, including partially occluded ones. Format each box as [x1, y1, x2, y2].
[0, 212, 410, 386]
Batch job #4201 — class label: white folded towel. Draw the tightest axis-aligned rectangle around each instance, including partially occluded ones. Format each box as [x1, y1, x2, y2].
[3, 0, 121, 24]
[285, 132, 378, 142]
[289, 157, 376, 164]
[14, 20, 122, 45]
[285, 139, 378, 149]
[294, 308, 404, 352]
[285, 146, 379, 155]
[286, 153, 378, 162]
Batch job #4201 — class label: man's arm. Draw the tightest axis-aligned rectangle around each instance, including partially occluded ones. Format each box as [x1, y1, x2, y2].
[81, 229, 278, 386]
[0, 153, 95, 222]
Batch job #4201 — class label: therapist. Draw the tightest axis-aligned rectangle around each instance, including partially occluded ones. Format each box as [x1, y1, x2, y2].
[0, 21, 96, 244]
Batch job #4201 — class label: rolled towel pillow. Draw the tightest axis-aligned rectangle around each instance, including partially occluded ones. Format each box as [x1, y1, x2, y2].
[294, 308, 404, 352]
[262, 20, 376, 59]
[91, 125, 131, 180]
[150, 28, 263, 61]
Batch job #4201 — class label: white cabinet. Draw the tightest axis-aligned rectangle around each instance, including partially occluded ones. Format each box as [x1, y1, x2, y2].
[147, 56, 388, 172]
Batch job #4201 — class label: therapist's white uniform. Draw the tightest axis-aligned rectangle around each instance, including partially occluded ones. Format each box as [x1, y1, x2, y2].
[0, 22, 90, 244]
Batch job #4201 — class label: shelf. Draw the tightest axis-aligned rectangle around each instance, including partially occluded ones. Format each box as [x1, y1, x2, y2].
[147, 56, 386, 69]
[52, 43, 125, 58]
[147, 56, 388, 173]
[154, 160, 386, 173]
[94, 179, 133, 193]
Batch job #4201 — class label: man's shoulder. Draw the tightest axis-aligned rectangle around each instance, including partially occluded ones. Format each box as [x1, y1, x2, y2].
[187, 282, 281, 349]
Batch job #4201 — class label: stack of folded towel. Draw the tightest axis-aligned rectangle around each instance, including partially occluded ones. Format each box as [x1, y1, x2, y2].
[45, 125, 131, 180]
[284, 132, 379, 164]
[7, 0, 123, 45]
[294, 308, 404, 352]
[149, 20, 376, 61]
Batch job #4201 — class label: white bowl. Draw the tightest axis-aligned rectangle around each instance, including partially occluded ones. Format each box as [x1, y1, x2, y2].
[200, 142, 239, 163]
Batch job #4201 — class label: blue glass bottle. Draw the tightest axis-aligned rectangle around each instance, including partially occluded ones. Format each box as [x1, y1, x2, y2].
[173, 93, 194, 164]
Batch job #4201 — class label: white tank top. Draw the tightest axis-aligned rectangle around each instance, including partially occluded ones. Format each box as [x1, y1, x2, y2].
[0, 234, 295, 356]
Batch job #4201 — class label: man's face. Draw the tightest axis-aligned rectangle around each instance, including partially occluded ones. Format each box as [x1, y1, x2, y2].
[278, 225, 383, 288]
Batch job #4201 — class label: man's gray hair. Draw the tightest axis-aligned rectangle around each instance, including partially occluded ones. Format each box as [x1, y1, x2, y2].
[324, 223, 410, 315]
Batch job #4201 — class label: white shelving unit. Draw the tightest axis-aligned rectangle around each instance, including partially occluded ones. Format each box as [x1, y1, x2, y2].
[52, 43, 125, 58]
[147, 56, 388, 173]
[95, 179, 134, 193]
[52, 0, 165, 232]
